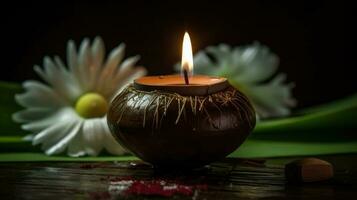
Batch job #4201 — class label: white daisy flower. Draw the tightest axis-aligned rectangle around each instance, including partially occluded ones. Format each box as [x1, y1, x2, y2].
[13, 37, 147, 157]
[176, 42, 296, 118]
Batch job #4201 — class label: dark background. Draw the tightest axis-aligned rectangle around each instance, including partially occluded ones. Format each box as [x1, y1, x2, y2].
[0, 1, 354, 109]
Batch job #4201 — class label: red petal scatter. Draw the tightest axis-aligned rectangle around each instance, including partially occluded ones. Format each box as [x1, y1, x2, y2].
[125, 180, 193, 197]
[105, 176, 208, 197]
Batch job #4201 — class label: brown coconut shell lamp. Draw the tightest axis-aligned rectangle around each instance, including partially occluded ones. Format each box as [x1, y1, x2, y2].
[107, 33, 256, 168]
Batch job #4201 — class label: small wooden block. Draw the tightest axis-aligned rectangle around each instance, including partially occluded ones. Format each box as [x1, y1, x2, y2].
[285, 158, 334, 183]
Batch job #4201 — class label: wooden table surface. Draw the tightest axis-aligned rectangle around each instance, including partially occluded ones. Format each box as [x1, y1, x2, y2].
[0, 155, 356, 199]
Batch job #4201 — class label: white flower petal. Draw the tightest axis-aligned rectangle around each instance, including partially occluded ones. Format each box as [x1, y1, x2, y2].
[20, 107, 78, 132]
[54, 55, 68, 74]
[45, 121, 82, 155]
[15, 81, 65, 108]
[104, 56, 142, 98]
[91, 36, 105, 70]
[67, 133, 86, 157]
[34, 56, 82, 103]
[33, 119, 75, 146]
[233, 43, 279, 84]
[81, 118, 104, 156]
[55, 75, 82, 103]
[12, 107, 54, 123]
[77, 38, 91, 91]
[40, 124, 73, 151]
[192, 51, 217, 75]
[101, 118, 127, 155]
[67, 40, 87, 95]
[43, 56, 59, 82]
[33, 65, 50, 83]
[23, 134, 34, 141]
[207, 44, 231, 62]
[96, 43, 126, 93]
[45, 57, 82, 103]
[21, 117, 57, 133]
[67, 40, 78, 73]
[242, 74, 296, 118]
[113, 56, 142, 84]
[119, 55, 140, 72]
[110, 67, 147, 101]
[89, 36, 106, 88]
[104, 43, 125, 72]
[54, 55, 83, 98]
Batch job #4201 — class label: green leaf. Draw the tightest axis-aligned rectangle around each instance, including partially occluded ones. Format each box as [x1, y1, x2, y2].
[0, 152, 138, 162]
[0, 136, 39, 152]
[230, 139, 357, 158]
[253, 94, 357, 136]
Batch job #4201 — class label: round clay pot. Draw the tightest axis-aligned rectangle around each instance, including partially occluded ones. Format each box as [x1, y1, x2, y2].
[107, 85, 256, 168]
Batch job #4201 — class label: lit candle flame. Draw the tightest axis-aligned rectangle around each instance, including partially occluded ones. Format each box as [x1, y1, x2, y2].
[181, 32, 193, 77]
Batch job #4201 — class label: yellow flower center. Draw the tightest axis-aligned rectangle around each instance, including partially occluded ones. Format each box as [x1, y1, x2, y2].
[75, 93, 108, 118]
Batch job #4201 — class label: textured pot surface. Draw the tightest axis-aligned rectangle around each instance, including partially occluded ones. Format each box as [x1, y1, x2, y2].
[107, 85, 256, 168]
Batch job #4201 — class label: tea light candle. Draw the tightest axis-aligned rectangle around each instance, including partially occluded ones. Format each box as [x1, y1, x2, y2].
[134, 75, 229, 96]
[107, 32, 256, 168]
[134, 32, 228, 96]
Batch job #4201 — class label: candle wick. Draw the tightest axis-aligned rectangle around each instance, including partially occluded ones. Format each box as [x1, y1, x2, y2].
[183, 69, 189, 85]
